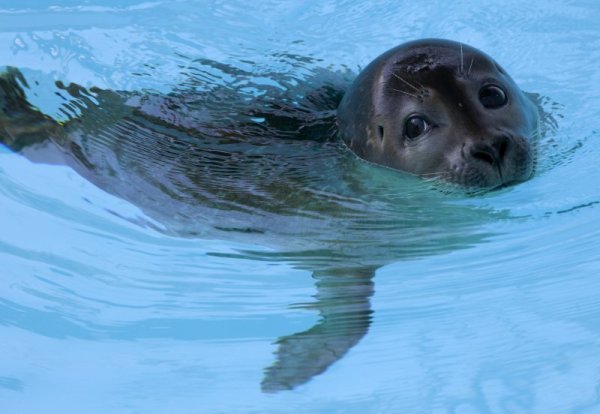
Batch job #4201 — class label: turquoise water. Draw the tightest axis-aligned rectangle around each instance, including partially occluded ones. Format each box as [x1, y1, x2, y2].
[1, 1, 600, 413]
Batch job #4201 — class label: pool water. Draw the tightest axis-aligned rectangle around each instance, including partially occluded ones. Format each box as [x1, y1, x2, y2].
[1, 1, 600, 413]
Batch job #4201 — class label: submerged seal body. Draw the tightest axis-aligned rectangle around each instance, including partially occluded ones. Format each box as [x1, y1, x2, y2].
[337, 39, 539, 188]
[0, 39, 543, 391]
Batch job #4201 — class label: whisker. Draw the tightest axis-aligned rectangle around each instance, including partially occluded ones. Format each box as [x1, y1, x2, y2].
[525, 129, 540, 140]
[390, 72, 419, 91]
[420, 171, 449, 178]
[467, 57, 474, 76]
[389, 88, 418, 98]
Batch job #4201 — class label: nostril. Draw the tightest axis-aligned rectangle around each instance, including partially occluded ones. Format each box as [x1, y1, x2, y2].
[471, 148, 495, 165]
[469, 136, 511, 166]
[496, 136, 509, 161]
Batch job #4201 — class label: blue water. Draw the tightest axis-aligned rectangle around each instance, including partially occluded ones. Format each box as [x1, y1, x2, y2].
[1, 1, 600, 413]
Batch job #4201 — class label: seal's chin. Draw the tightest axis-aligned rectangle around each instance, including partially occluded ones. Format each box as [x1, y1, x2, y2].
[458, 166, 533, 190]
[442, 135, 535, 189]
[441, 156, 534, 190]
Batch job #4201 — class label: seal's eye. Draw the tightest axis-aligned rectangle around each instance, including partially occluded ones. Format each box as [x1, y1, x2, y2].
[479, 85, 507, 108]
[404, 116, 430, 140]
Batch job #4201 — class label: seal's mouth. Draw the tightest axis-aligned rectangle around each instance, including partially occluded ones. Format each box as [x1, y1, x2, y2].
[452, 133, 535, 189]
[424, 170, 529, 196]
[431, 155, 534, 191]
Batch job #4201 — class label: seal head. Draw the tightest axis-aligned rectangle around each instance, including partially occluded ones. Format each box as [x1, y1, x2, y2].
[337, 39, 539, 188]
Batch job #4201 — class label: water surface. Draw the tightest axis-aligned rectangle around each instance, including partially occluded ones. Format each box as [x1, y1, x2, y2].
[1, 1, 600, 413]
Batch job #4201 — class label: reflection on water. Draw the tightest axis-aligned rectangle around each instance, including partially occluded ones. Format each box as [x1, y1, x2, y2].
[3, 1, 600, 412]
[1, 57, 507, 391]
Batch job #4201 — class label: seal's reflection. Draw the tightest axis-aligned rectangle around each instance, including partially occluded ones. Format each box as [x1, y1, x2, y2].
[261, 267, 375, 392]
[0, 62, 503, 392]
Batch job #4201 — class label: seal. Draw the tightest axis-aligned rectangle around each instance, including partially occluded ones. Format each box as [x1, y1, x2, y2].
[0, 40, 543, 392]
[337, 39, 539, 188]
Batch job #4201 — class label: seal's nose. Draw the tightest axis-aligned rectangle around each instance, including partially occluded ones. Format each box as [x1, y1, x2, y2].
[469, 135, 510, 167]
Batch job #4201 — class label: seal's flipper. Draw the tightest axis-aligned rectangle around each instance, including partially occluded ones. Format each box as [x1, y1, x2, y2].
[261, 267, 375, 392]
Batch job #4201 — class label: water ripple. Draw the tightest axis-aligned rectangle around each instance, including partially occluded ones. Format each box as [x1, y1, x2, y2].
[1, 0, 600, 412]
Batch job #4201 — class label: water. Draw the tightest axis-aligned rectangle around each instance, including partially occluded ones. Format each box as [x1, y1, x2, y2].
[1, 1, 599, 413]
